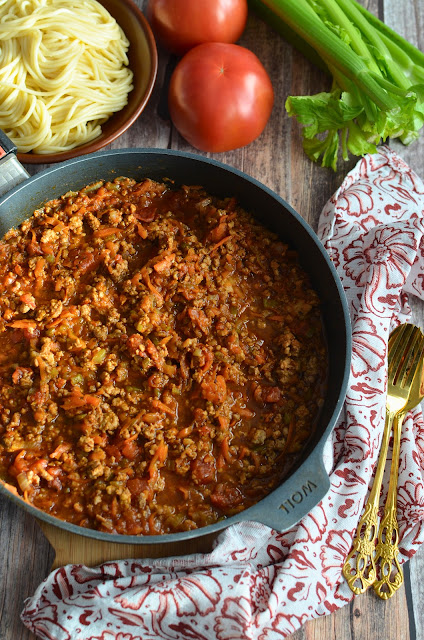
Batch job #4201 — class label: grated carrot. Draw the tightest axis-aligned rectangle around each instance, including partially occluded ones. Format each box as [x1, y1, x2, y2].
[34, 257, 45, 278]
[148, 513, 157, 534]
[62, 389, 100, 410]
[217, 415, 229, 431]
[141, 268, 163, 303]
[234, 406, 255, 418]
[34, 276, 43, 296]
[220, 212, 237, 222]
[284, 417, 297, 453]
[238, 446, 250, 460]
[46, 310, 76, 328]
[148, 442, 168, 482]
[36, 356, 47, 386]
[53, 247, 63, 267]
[209, 235, 232, 254]
[93, 227, 122, 238]
[136, 222, 148, 239]
[201, 349, 214, 374]
[50, 443, 72, 459]
[111, 496, 118, 518]
[8, 320, 37, 329]
[221, 436, 232, 463]
[151, 398, 175, 416]
[177, 425, 193, 439]
[217, 454, 225, 471]
[132, 180, 152, 196]
[123, 433, 139, 444]
[153, 253, 175, 273]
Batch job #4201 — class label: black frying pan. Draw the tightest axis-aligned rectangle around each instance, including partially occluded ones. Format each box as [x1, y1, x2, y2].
[0, 135, 351, 544]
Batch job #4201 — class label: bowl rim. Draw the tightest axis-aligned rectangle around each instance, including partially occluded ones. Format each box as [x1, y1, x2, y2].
[15, 0, 158, 165]
[0, 147, 352, 544]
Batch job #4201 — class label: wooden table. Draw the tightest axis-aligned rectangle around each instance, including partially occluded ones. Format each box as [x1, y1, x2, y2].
[1, 1, 424, 638]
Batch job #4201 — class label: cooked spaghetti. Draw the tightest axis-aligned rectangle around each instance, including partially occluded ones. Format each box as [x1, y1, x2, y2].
[0, 0, 134, 154]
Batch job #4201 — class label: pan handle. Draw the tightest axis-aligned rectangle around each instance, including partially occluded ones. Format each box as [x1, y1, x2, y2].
[0, 130, 30, 198]
[238, 446, 330, 532]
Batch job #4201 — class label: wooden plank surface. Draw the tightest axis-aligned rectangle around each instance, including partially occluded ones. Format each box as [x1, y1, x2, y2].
[1, 0, 423, 638]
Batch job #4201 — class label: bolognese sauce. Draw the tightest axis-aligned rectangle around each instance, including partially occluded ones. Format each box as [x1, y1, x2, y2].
[0, 177, 327, 535]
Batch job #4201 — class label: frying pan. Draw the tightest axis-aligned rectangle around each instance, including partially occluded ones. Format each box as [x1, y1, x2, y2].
[0, 132, 351, 544]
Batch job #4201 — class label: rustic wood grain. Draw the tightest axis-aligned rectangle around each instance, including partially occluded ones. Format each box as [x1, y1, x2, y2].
[409, 544, 424, 640]
[1, 0, 423, 638]
[0, 499, 55, 640]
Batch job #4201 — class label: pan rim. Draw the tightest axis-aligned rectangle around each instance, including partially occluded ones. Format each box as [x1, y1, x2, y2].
[0, 148, 352, 543]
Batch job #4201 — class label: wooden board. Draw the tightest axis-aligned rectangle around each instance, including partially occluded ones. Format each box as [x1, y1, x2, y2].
[38, 520, 217, 569]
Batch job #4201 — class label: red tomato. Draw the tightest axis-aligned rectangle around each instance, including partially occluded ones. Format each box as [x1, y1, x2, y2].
[146, 0, 248, 56]
[168, 43, 274, 153]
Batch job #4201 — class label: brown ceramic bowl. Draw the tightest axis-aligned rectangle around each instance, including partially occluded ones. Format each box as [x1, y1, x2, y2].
[17, 0, 158, 165]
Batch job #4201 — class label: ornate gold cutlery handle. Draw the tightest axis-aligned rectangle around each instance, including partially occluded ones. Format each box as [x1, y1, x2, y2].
[342, 408, 394, 595]
[344, 325, 424, 596]
[374, 412, 404, 599]
[373, 509, 402, 599]
[343, 502, 379, 594]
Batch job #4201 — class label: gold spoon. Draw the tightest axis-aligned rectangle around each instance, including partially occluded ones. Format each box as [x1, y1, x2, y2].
[343, 324, 424, 595]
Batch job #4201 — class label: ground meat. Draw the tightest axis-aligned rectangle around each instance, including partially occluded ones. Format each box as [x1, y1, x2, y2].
[0, 177, 327, 536]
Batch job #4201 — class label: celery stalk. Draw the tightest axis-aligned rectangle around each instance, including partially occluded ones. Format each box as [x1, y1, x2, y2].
[249, 0, 329, 72]
[248, 0, 424, 170]
[350, 0, 424, 70]
[254, 0, 398, 109]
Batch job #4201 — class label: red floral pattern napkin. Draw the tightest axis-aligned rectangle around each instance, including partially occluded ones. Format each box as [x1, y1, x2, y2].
[21, 146, 424, 640]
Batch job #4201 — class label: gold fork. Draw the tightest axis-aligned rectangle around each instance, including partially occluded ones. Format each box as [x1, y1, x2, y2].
[342, 324, 424, 595]
[373, 328, 424, 599]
